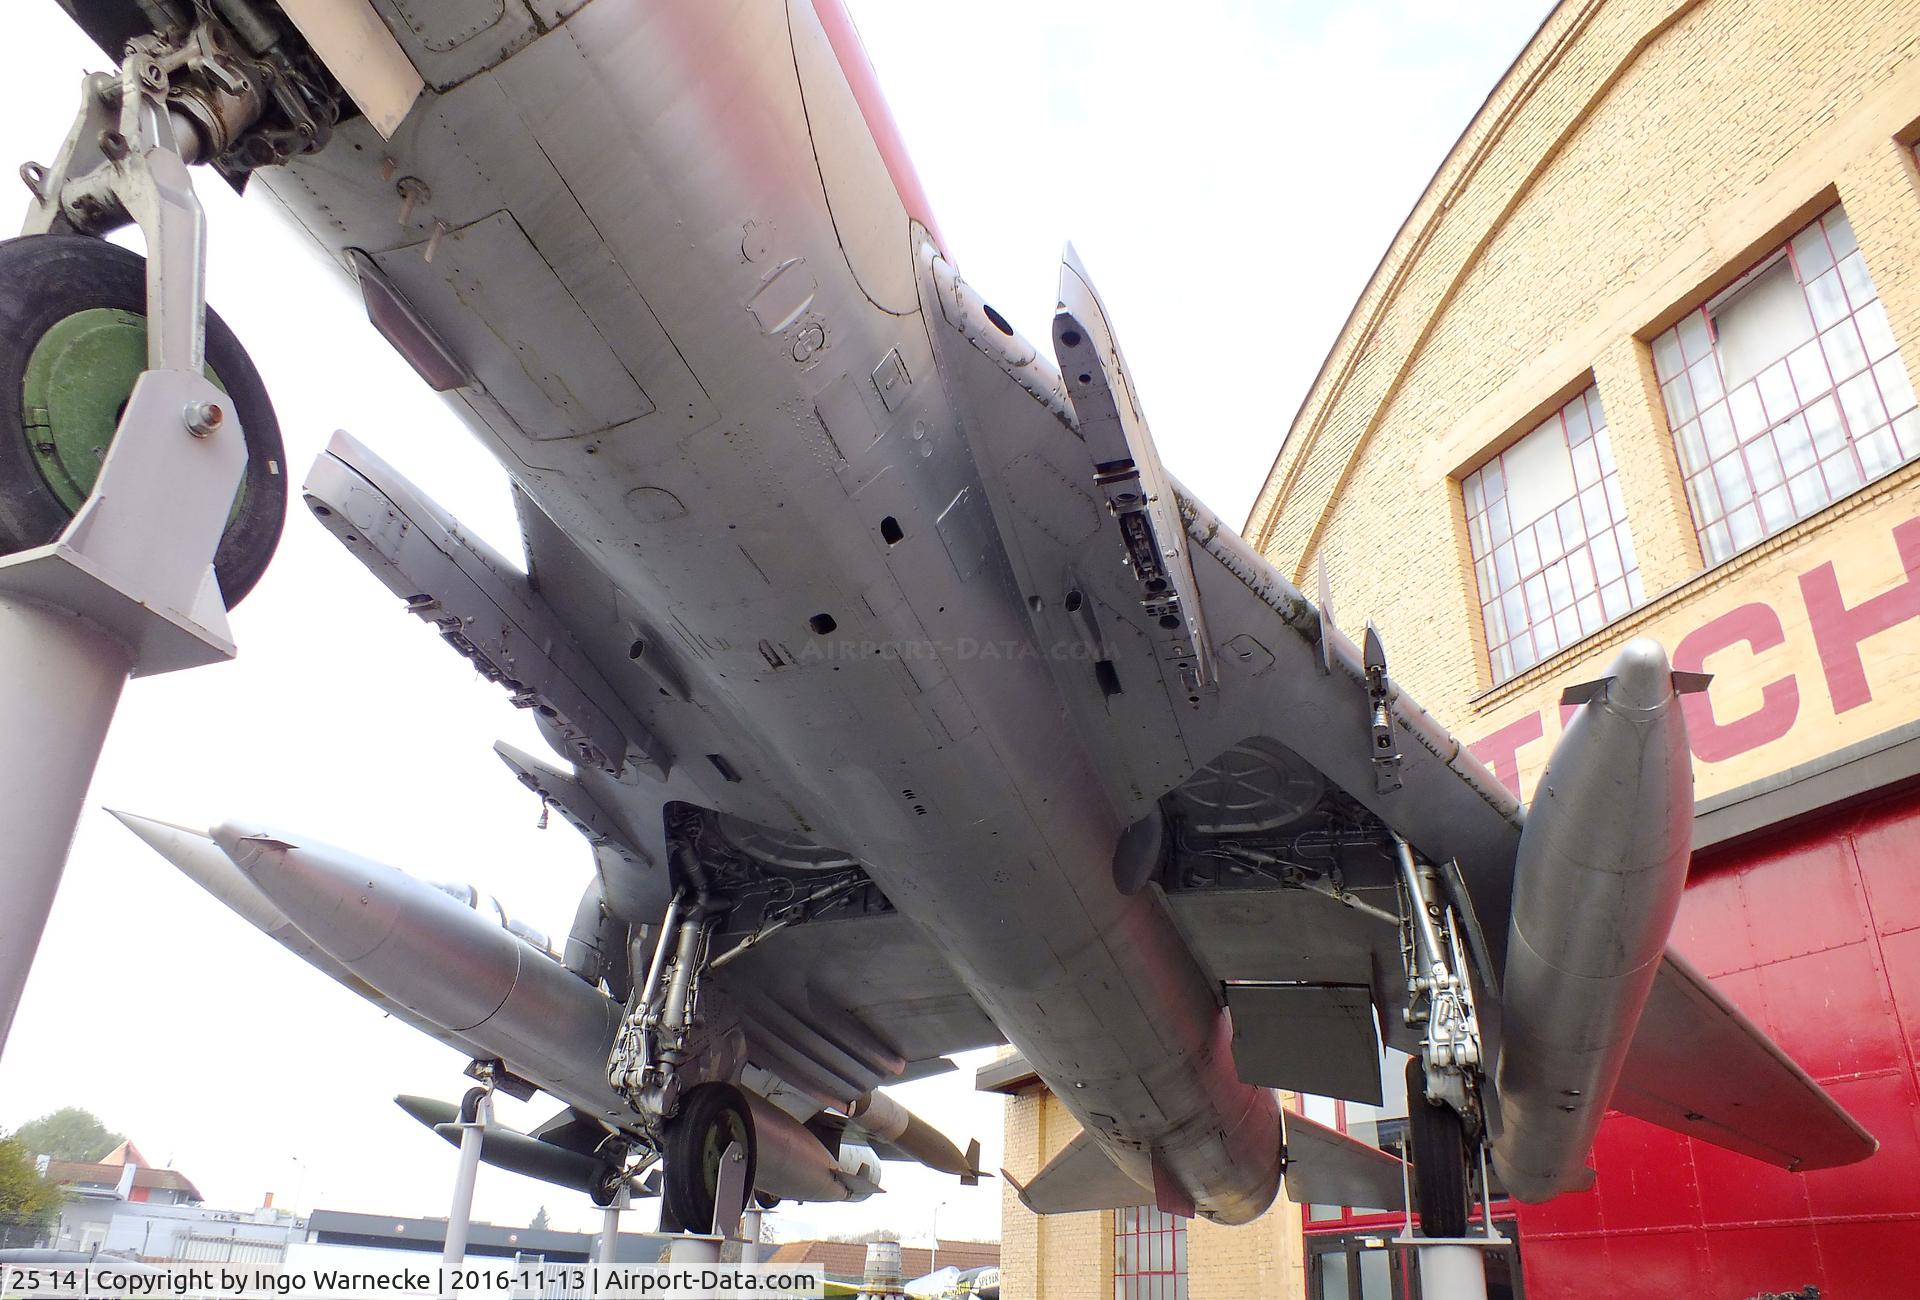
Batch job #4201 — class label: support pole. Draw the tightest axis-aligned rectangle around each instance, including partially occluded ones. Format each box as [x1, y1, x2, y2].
[663, 1235, 722, 1265]
[597, 1185, 629, 1265]
[737, 1208, 762, 1265]
[1418, 1245, 1490, 1300]
[0, 598, 132, 1050]
[442, 1092, 491, 1264]
[3, 45, 252, 1066]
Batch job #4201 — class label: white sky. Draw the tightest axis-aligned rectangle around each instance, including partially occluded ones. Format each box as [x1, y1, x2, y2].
[0, 0, 1548, 1250]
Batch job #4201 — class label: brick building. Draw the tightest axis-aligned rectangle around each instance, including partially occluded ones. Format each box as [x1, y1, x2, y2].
[990, 0, 1920, 1296]
[766, 1239, 999, 1291]
[1246, 0, 1920, 1295]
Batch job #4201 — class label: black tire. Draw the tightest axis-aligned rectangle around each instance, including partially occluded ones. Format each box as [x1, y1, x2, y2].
[1406, 1057, 1472, 1239]
[458, 1087, 487, 1124]
[662, 1083, 757, 1236]
[588, 1163, 623, 1209]
[0, 234, 285, 606]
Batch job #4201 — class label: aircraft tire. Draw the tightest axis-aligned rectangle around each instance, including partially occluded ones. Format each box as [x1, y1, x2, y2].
[662, 1082, 757, 1236]
[1406, 1057, 1472, 1238]
[0, 234, 285, 606]
[589, 1164, 624, 1209]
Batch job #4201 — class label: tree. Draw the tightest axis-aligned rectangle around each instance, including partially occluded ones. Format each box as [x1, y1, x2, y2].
[529, 1206, 550, 1232]
[12, 1108, 124, 1162]
[0, 1129, 63, 1249]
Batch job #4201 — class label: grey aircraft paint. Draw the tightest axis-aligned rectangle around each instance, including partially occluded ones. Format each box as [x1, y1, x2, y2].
[82, 0, 1876, 1224]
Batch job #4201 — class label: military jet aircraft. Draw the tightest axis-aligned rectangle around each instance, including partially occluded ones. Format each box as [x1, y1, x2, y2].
[13, 0, 1876, 1236]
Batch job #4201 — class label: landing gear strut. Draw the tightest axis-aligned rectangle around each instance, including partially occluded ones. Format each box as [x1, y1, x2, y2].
[1393, 835, 1486, 1239]
[0, 15, 299, 1057]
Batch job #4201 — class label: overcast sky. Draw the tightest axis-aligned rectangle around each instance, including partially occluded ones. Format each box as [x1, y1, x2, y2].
[0, 0, 1548, 1249]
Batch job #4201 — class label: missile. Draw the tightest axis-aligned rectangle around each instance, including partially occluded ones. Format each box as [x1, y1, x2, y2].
[1493, 638, 1697, 1201]
[393, 1096, 647, 1200]
[847, 1090, 984, 1184]
[746, 1092, 881, 1204]
[208, 821, 632, 1123]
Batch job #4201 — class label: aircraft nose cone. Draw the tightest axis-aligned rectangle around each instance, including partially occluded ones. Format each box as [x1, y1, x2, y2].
[112, 811, 293, 934]
[214, 821, 389, 963]
[1604, 637, 1674, 711]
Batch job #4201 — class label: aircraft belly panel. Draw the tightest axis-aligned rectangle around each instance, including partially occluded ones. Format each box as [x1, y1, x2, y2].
[373, 211, 653, 439]
[252, 0, 1295, 1223]
[370, 0, 537, 91]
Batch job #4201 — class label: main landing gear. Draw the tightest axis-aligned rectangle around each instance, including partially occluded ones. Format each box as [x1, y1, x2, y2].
[1393, 835, 1490, 1240]
[659, 1081, 757, 1234]
[608, 851, 761, 1237]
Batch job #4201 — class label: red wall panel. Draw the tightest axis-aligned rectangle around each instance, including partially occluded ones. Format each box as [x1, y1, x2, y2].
[1513, 788, 1920, 1299]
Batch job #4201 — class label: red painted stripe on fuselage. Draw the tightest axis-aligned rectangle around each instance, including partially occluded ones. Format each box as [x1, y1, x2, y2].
[808, 0, 949, 255]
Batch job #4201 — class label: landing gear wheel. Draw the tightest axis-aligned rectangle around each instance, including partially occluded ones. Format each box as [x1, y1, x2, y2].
[0, 235, 286, 606]
[458, 1087, 487, 1124]
[1406, 1057, 1472, 1238]
[661, 1082, 756, 1236]
[589, 1164, 625, 1209]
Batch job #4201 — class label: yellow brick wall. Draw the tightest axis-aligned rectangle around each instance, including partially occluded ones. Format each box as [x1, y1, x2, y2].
[997, 1089, 1307, 1300]
[1246, 0, 1920, 730]
[1186, 1202, 1307, 1300]
[998, 1088, 1110, 1300]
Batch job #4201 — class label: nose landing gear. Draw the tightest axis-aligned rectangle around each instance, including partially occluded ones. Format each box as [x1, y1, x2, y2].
[0, 234, 283, 604]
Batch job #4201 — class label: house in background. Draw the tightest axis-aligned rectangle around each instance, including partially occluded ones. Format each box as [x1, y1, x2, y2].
[35, 1140, 297, 1260]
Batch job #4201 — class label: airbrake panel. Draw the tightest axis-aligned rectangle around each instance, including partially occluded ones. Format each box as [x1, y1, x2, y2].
[1226, 982, 1384, 1106]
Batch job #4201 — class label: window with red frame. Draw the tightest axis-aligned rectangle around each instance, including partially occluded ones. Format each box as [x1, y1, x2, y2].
[1463, 384, 1642, 684]
[1112, 1205, 1187, 1300]
[1653, 205, 1919, 565]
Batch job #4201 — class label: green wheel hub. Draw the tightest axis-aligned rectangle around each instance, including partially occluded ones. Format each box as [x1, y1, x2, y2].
[699, 1112, 746, 1197]
[21, 307, 238, 517]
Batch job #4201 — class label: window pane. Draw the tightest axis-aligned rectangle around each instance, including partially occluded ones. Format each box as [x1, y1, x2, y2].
[1728, 383, 1767, 438]
[1859, 424, 1901, 478]
[1792, 222, 1835, 278]
[1822, 319, 1868, 380]
[1319, 1253, 1351, 1298]
[1652, 329, 1684, 379]
[1826, 209, 1859, 259]
[1713, 258, 1815, 390]
[1664, 204, 1920, 561]
[1857, 298, 1897, 360]
[1787, 338, 1831, 402]
[1839, 371, 1886, 435]
[1359, 1249, 1393, 1300]
[1838, 250, 1874, 306]
[1463, 384, 1641, 684]
[1807, 268, 1848, 329]
[1678, 309, 1711, 362]
[1876, 356, 1918, 417]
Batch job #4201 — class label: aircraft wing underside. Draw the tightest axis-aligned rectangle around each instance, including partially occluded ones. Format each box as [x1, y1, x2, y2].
[918, 246, 1877, 1174]
[916, 244, 1525, 960]
[709, 909, 1003, 1109]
